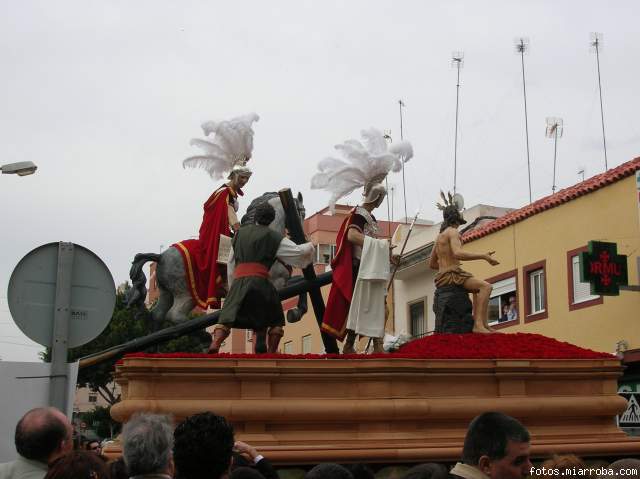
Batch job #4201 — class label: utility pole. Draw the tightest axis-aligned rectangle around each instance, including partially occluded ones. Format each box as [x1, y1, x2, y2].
[515, 37, 533, 203]
[590, 32, 608, 171]
[383, 130, 393, 237]
[398, 100, 408, 223]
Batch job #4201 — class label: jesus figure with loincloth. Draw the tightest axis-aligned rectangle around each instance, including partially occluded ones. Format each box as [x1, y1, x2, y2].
[429, 192, 499, 333]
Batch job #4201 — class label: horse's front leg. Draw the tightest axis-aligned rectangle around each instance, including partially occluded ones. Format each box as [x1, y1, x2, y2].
[287, 292, 308, 324]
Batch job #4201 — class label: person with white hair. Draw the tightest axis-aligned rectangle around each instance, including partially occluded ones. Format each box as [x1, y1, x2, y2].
[121, 413, 174, 479]
[311, 128, 412, 353]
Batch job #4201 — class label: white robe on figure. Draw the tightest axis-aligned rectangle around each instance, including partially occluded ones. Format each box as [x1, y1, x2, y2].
[346, 235, 390, 338]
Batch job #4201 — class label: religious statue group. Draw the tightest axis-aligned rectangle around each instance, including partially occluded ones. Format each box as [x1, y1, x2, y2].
[129, 113, 501, 355]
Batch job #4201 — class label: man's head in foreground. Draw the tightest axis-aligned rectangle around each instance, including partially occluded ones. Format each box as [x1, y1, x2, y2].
[121, 413, 174, 477]
[462, 412, 532, 479]
[173, 412, 235, 479]
[15, 407, 73, 465]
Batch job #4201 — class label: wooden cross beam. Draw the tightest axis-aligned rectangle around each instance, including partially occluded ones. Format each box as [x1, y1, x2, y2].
[78, 271, 333, 369]
[278, 188, 339, 354]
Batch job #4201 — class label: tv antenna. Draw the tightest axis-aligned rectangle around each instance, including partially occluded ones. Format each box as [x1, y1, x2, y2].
[390, 184, 395, 221]
[577, 167, 585, 182]
[398, 99, 408, 223]
[515, 37, 533, 203]
[545, 117, 564, 193]
[451, 51, 464, 195]
[383, 130, 393, 235]
[590, 32, 608, 171]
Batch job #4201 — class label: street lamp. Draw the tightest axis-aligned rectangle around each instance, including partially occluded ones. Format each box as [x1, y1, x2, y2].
[1, 161, 38, 176]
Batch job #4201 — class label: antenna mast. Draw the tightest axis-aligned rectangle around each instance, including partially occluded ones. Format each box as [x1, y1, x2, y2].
[515, 37, 533, 203]
[398, 99, 408, 224]
[383, 130, 393, 237]
[545, 117, 564, 194]
[451, 52, 464, 195]
[577, 167, 585, 182]
[590, 32, 608, 171]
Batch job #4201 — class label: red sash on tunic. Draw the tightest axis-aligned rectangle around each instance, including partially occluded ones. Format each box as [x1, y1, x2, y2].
[172, 185, 240, 309]
[321, 209, 357, 341]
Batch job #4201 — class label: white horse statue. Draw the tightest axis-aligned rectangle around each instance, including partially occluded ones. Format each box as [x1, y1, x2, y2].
[126, 191, 308, 326]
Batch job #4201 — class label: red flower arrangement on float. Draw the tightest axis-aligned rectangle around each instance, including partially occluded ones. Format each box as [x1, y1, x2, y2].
[119, 333, 612, 362]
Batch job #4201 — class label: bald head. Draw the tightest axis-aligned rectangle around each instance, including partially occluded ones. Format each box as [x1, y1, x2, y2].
[15, 407, 72, 464]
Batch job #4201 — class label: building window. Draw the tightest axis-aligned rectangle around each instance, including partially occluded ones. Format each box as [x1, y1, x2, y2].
[530, 270, 545, 313]
[486, 271, 518, 327]
[315, 244, 336, 264]
[283, 341, 293, 354]
[408, 298, 426, 337]
[567, 246, 603, 311]
[523, 260, 548, 322]
[88, 394, 97, 403]
[302, 335, 312, 354]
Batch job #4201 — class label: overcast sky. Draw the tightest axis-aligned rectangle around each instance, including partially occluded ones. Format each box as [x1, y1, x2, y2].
[2, 0, 639, 361]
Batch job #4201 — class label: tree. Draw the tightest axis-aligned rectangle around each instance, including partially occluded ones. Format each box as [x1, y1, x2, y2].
[41, 286, 210, 405]
[78, 405, 121, 440]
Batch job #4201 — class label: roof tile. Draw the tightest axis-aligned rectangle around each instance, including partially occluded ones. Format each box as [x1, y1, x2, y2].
[463, 156, 640, 243]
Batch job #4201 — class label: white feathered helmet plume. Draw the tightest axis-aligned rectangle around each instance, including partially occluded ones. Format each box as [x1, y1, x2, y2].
[311, 128, 413, 211]
[183, 113, 260, 180]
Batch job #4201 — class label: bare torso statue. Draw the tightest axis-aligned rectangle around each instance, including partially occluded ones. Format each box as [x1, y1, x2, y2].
[429, 203, 499, 333]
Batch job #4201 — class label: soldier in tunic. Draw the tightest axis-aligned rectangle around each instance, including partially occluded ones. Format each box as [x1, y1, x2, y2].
[311, 127, 413, 354]
[210, 202, 315, 354]
[321, 182, 393, 353]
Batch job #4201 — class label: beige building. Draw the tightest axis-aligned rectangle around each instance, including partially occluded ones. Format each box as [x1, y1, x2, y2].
[73, 384, 121, 415]
[392, 157, 640, 355]
[391, 204, 513, 337]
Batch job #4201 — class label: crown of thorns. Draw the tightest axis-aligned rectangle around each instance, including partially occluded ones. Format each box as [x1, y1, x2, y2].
[436, 190, 458, 211]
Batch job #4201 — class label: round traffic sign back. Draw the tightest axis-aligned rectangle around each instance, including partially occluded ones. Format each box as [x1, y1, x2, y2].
[7, 243, 116, 348]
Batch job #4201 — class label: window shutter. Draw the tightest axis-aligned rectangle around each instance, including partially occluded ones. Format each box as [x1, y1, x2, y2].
[490, 276, 516, 297]
[572, 255, 598, 303]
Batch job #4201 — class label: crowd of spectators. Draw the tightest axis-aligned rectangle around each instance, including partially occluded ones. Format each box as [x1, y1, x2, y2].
[1, 408, 638, 479]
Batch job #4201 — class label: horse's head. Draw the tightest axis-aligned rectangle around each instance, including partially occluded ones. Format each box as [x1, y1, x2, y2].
[293, 191, 306, 225]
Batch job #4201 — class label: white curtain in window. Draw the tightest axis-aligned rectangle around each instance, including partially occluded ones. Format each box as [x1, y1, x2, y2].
[530, 269, 545, 313]
[572, 255, 598, 303]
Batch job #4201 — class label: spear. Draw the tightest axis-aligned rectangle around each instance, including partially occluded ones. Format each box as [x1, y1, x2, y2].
[387, 210, 420, 291]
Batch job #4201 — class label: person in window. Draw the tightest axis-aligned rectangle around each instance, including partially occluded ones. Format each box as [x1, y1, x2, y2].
[499, 304, 510, 323]
[507, 295, 518, 321]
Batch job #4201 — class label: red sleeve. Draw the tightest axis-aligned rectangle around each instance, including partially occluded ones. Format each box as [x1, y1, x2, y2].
[347, 213, 366, 233]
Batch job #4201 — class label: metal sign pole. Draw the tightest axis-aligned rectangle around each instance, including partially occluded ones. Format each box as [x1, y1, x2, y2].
[49, 242, 74, 412]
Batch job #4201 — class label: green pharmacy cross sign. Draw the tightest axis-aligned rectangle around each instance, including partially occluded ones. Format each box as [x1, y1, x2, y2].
[580, 241, 628, 296]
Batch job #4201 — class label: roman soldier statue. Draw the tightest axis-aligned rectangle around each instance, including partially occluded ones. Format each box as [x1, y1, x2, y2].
[212, 202, 315, 354]
[172, 113, 259, 337]
[311, 128, 413, 353]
